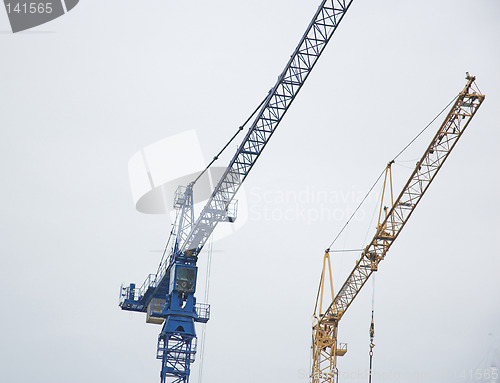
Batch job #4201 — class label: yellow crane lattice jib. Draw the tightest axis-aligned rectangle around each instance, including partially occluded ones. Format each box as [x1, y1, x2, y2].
[323, 75, 484, 322]
[311, 75, 484, 383]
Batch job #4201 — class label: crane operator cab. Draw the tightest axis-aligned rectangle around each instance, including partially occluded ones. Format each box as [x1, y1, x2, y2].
[170, 265, 196, 295]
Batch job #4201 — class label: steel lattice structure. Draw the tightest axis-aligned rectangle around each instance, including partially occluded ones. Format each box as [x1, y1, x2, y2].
[180, 0, 354, 254]
[312, 75, 485, 383]
[120, 1, 354, 382]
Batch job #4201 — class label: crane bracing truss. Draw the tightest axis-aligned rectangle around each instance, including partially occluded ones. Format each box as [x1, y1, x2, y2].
[312, 74, 485, 383]
[119, 1, 354, 382]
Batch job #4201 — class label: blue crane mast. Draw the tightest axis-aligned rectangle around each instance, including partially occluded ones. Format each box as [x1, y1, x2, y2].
[119, 1, 354, 382]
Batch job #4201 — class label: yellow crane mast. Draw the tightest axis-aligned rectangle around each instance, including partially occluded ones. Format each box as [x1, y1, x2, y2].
[312, 74, 485, 383]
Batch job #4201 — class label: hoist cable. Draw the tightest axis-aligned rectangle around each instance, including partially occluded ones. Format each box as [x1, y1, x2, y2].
[156, 209, 180, 278]
[368, 276, 376, 383]
[327, 93, 459, 250]
[197, 236, 214, 383]
[368, 336, 374, 383]
[192, 93, 270, 185]
[371, 274, 376, 313]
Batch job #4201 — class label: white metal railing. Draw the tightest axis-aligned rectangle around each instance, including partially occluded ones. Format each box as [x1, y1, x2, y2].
[120, 273, 157, 304]
[194, 303, 210, 321]
[137, 273, 157, 300]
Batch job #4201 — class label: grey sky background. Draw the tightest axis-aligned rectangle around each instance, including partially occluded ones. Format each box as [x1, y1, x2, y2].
[1, 1, 499, 382]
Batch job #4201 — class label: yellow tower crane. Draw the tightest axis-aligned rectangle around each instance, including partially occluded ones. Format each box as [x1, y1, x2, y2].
[311, 74, 485, 383]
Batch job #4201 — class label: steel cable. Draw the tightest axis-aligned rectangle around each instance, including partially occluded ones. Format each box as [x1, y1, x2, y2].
[192, 93, 270, 185]
[327, 93, 459, 250]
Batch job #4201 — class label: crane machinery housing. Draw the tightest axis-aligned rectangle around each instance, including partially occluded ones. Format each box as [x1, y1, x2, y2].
[119, 1, 354, 382]
[312, 74, 485, 383]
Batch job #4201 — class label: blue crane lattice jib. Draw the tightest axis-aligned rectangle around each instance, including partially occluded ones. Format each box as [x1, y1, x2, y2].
[181, 0, 354, 255]
[119, 1, 354, 382]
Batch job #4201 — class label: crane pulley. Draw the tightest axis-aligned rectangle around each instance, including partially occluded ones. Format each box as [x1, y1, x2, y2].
[312, 74, 485, 383]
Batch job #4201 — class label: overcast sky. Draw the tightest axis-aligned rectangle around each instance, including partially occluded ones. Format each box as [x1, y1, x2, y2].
[1, 1, 499, 383]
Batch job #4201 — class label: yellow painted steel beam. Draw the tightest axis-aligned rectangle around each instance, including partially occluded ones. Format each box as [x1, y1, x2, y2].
[310, 75, 485, 383]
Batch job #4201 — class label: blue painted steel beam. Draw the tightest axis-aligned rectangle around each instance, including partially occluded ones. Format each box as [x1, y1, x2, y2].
[120, 1, 354, 382]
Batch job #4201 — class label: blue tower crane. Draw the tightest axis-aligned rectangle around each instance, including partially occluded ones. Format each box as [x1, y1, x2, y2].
[119, 1, 354, 381]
